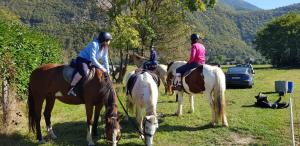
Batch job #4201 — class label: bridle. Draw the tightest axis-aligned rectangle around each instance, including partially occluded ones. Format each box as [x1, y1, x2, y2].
[105, 116, 121, 145]
[143, 117, 158, 138]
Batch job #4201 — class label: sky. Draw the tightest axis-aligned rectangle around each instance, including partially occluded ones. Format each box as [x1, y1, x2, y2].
[243, 0, 300, 10]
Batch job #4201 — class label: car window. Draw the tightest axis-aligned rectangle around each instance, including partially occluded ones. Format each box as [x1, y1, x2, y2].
[227, 67, 248, 74]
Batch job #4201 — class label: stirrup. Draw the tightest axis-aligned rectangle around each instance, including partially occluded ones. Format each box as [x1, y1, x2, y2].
[67, 87, 77, 96]
[172, 81, 183, 91]
[172, 85, 183, 91]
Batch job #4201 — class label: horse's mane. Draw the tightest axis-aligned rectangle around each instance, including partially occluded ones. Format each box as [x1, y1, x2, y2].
[167, 61, 174, 71]
[95, 69, 118, 117]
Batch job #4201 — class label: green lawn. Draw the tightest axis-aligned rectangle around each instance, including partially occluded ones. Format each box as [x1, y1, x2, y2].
[1, 65, 300, 146]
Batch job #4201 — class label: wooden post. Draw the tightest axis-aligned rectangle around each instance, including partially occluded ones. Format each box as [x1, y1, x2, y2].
[290, 97, 295, 146]
[2, 79, 9, 125]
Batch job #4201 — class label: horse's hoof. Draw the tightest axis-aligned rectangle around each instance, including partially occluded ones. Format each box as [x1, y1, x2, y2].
[223, 123, 229, 127]
[139, 134, 145, 140]
[188, 110, 194, 114]
[51, 134, 57, 139]
[211, 122, 217, 127]
[38, 139, 45, 144]
[175, 112, 181, 116]
[48, 131, 57, 139]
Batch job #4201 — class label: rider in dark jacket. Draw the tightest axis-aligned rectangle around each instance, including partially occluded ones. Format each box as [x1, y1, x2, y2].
[143, 46, 158, 70]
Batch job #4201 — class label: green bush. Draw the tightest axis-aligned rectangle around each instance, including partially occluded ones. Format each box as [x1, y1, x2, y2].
[0, 20, 63, 99]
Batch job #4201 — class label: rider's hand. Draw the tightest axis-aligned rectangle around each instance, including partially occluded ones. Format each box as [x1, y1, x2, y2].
[100, 68, 107, 73]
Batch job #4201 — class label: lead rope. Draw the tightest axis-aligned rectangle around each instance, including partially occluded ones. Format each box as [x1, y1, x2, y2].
[115, 91, 144, 136]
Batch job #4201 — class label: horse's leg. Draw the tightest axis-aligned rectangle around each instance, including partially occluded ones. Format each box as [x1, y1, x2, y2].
[135, 106, 143, 137]
[44, 96, 57, 139]
[85, 104, 95, 146]
[216, 88, 228, 127]
[34, 98, 45, 143]
[175, 91, 184, 116]
[207, 91, 217, 126]
[188, 94, 194, 113]
[161, 77, 167, 95]
[92, 104, 103, 136]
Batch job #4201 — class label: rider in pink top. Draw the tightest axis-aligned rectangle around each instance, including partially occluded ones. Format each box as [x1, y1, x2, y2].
[188, 42, 205, 64]
[173, 34, 206, 90]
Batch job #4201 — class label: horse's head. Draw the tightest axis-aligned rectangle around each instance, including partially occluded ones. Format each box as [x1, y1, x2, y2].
[143, 115, 159, 146]
[166, 73, 174, 95]
[105, 111, 121, 146]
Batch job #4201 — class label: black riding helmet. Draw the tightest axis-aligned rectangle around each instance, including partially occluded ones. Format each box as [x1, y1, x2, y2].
[190, 33, 200, 42]
[98, 32, 112, 43]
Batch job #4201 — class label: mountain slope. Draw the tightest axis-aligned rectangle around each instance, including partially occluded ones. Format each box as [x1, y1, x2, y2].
[235, 3, 300, 45]
[219, 0, 261, 11]
[1, 0, 299, 64]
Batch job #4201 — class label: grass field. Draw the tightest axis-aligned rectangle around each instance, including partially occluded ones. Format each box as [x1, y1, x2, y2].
[1, 65, 300, 146]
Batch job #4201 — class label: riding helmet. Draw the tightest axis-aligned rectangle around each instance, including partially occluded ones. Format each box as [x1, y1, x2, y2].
[98, 32, 112, 43]
[190, 33, 200, 42]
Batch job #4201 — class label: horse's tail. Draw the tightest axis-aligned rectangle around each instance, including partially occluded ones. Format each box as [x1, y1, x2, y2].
[125, 71, 135, 113]
[214, 67, 226, 123]
[28, 83, 36, 133]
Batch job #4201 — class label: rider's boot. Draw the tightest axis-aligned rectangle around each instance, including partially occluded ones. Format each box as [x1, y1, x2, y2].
[67, 73, 82, 96]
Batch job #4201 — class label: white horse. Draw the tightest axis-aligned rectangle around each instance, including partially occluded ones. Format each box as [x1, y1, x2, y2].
[166, 61, 228, 127]
[125, 71, 159, 146]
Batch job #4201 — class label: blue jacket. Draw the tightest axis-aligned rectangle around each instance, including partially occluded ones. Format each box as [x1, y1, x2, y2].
[150, 49, 158, 63]
[78, 38, 109, 73]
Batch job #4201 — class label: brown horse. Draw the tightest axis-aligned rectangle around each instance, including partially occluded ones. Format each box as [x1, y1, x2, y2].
[128, 53, 147, 68]
[27, 64, 121, 146]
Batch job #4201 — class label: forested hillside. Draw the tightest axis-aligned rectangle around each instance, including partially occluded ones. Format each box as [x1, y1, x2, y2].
[0, 0, 299, 64]
[0, 0, 108, 61]
[219, 0, 261, 12]
[235, 4, 300, 45]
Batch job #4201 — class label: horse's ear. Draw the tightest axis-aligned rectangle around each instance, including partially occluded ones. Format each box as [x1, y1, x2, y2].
[106, 117, 112, 123]
[145, 115, 151, 120]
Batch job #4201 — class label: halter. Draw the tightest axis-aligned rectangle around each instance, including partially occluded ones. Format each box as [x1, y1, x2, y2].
[105, 115, 121, 145]
[105, 96, 120, 145]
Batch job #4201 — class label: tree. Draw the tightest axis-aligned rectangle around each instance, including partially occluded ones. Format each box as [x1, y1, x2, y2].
[254, 13, 300, 67]
[101, 0, 216, 82]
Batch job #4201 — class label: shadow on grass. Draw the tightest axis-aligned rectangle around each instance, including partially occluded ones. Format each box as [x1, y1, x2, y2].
[158, 123, 216, 132]
[157, 100, 177, 103]
[52, 121, 99, 146]
[226, 86, 252, 89]
[51, 119, 143, 146]
[0, 132, 36, 146]
[241, 104, 256, 108]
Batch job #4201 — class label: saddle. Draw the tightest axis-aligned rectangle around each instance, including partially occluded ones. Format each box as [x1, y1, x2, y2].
[254, 92, 289, 109]
[126, 70, 160, 96]
[181, 65, 205, 93]
[62, 65, 96, 85]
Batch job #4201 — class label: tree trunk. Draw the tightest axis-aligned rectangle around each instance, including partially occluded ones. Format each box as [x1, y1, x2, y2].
[2, 79, 9, 126]
[110, 58, 117, 82]
[116, 46, 129, 83]
[116, 49, 124, 83]
[118, 53, 128, 83]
